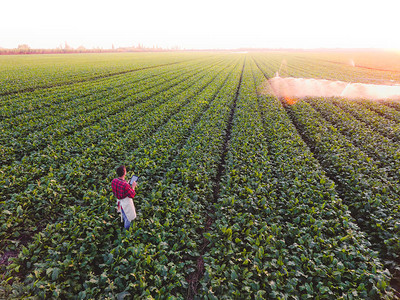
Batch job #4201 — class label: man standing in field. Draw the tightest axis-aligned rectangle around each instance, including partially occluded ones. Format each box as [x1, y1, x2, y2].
[111, 165, 138, 229]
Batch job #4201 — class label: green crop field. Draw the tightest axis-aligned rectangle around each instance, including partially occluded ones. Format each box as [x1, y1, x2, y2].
[1, 51, 400, 299]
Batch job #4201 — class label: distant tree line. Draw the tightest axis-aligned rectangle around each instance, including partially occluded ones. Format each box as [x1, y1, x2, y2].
[0, 43, 179, 55]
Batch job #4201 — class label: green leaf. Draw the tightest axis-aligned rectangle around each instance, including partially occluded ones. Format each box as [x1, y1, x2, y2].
[52, 267, 61, 281]
[117, 291, 131, 300]
[17, 205, 23, 216]
[231, 270, 238, 280]
[22, 247, 29, 256]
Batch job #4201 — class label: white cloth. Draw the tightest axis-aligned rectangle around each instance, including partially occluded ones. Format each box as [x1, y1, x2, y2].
[116, 197, 137, 222]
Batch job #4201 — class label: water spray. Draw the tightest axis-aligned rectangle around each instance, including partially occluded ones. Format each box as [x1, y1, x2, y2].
[266, 60, 400, 105]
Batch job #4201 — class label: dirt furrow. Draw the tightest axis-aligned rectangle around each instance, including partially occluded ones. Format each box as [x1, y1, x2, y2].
[185, 59, 245, 300]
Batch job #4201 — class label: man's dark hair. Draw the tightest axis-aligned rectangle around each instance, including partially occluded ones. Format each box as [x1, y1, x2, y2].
[116, 165, 126, 177]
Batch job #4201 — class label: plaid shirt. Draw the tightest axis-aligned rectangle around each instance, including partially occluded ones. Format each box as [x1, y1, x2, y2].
[111, 178, 136, 200]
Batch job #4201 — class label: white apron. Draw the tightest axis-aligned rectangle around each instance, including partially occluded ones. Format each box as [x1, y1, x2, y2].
[116, 197, 137, 222]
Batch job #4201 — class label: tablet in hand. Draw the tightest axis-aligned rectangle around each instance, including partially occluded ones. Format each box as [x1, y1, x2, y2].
[129, 175, 139, 185]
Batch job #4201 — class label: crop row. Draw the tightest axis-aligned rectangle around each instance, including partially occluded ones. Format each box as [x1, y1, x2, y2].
[3, 53, 399, 299]
[1, 54, 235, 271]
[330, 99, 400, 142]
[359, 99, 400, 123]
[0, 64, 168, 118]
[0, 52, 209, 94]
[5, 57, 244, 298]
[249, 53, 348, 82]
[194, 58, 393, 298]
[253, 55, 400, 267]
[382, 100, 400, 112]
[286, 98, 400, 266]
[0, 58, 236, 254]
[0, 58, 222, 166]
[0, 57, 223, 196]
[305, 98, 400, 183]
[0, 56, 218, 119]
[250, 53, 399, 85]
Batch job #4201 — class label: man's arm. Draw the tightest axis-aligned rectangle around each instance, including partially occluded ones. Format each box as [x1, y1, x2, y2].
[131, 181, 137, 190]
[126, 181, 136, 199]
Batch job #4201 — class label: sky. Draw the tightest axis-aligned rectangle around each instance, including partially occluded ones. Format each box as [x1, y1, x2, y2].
[1, 0, 399, 50]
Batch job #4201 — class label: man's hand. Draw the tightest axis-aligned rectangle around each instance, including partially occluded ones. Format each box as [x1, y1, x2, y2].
[131, 181, 137, 190]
